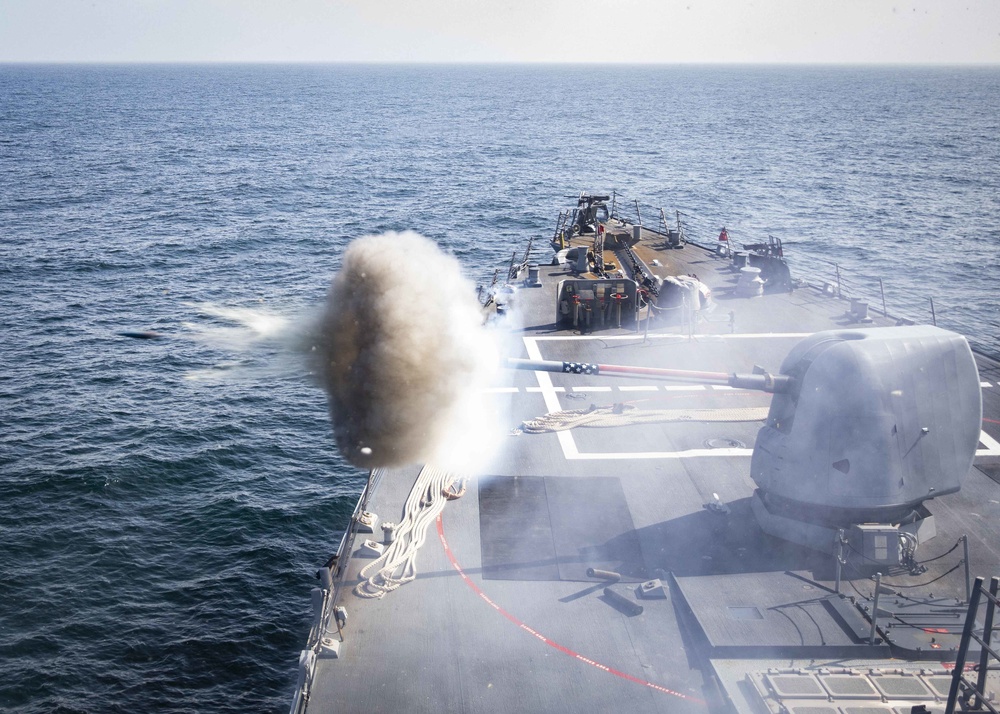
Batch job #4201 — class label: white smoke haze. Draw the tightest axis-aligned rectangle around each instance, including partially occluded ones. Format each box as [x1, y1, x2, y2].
[314, 231, 501, 470]
[178, 302, 320, 382]
[182, 302, 306, 349]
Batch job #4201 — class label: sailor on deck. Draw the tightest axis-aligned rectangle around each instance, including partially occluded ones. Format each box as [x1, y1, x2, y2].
[716, 227, 731, 256]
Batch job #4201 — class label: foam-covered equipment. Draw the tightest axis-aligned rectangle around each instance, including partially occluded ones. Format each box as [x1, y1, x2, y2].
[751, 326, 982, 532]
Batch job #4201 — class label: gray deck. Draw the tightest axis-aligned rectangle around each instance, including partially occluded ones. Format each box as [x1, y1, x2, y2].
[300, 226, 1000, 713]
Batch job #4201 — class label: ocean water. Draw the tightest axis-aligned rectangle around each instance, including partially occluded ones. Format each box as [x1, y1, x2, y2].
[1, 64, 998, 712]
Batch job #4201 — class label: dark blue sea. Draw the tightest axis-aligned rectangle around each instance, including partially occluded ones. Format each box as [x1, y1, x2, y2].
[1, 64, 998, 712]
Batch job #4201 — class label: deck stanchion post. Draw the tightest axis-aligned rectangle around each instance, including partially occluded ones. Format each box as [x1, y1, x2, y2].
[870, 572, 882, 645]
[962, 534, 971, 603]
[834, 529, 845, 595]
[930, 297, 937, 326]
[946, 577, 984, 714]
[879, 278, 887, 317]
[681, 296, 688, 339]
[974, 576, 999, 710]
[634, 199, 642, 227]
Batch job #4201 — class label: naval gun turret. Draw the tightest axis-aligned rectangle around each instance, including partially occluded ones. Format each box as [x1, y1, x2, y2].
[508, 326, 982, 559]
[749, 325, 982, 555]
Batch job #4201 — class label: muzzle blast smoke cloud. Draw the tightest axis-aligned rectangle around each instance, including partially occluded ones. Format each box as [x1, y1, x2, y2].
[313, 231, 497, 469]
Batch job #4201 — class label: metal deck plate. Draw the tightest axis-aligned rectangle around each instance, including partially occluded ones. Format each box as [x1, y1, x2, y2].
[478, 475, 643, 581]
[820, 675, 878, 698]
[765, 673, 825, 697]
[479, 475, 559, 580]
[870, 675, 933, 700]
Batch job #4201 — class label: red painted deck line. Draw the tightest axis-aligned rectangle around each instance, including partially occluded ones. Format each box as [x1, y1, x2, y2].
[436, 514, 704, 705]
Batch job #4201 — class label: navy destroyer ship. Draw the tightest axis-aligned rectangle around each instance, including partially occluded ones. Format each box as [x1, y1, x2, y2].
[291, 194, 1000, 713]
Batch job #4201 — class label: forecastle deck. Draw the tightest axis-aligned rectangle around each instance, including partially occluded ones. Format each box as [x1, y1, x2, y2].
[294, 218, 1000, 714]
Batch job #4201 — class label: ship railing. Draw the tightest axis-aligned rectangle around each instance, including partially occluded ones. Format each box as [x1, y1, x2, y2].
[791, 256, 998, 357]
[478, 268, 500, 308]
[946, 576, 1000, 714]
[612, 194, 721, 251]
[609, 192, 999, 358]
[507, 236, 536, 281]
[290, 468, 385, 714]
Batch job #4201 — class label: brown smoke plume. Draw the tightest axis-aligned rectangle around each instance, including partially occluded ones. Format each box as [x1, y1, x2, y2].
[314, 231, 496, 469]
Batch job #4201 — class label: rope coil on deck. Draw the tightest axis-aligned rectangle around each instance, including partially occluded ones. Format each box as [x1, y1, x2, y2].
[521, 403, 770, 433]
[355, 465, 466, 599]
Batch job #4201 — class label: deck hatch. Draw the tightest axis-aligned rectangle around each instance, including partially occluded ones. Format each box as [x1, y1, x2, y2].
[479, 475, 559, 581]
[765, 673, 825, 697]
[819, 674, 879, 698]
[870, 675, 933, 699]
[479, 475, 642, 582]
[922, 675, 957, 698]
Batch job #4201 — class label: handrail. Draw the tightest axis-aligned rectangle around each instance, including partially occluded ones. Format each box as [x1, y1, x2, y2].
[946, 576, 1000, 714]
[289, 469, 386, 714]
[607, 191, 998, 359]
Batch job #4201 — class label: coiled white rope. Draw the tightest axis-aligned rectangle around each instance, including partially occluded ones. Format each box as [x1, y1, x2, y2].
[521, 403, 769, 433]
[355, 465, 466, 599]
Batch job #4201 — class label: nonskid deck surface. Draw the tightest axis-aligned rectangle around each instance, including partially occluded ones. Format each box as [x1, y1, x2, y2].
[302, 231, 1000, 713]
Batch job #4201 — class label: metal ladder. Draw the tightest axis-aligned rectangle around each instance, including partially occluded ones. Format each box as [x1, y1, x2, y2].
[947, 576, 1000, 713]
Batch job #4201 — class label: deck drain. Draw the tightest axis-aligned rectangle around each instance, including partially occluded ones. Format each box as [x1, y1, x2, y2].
[704, 437, 746, 449]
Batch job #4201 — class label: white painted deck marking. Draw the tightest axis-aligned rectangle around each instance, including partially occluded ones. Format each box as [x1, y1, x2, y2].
[523, 336, 579, 458]
[490, 384, 740, 394]
[663, 384, 736, 392]
[533, 332, 811, 342]
[978, 430, 1000, 457]
[493, 381, 996, 396]
[521, 333, 1000, 462]
[520, 334, 793, 460]
[563, 448, 753, 460]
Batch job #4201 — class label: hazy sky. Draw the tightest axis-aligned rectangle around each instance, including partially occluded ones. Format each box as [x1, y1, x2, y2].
[1, 0, 998, 64]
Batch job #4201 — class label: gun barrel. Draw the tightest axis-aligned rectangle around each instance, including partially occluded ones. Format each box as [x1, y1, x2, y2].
[503, 358, 792, 393]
